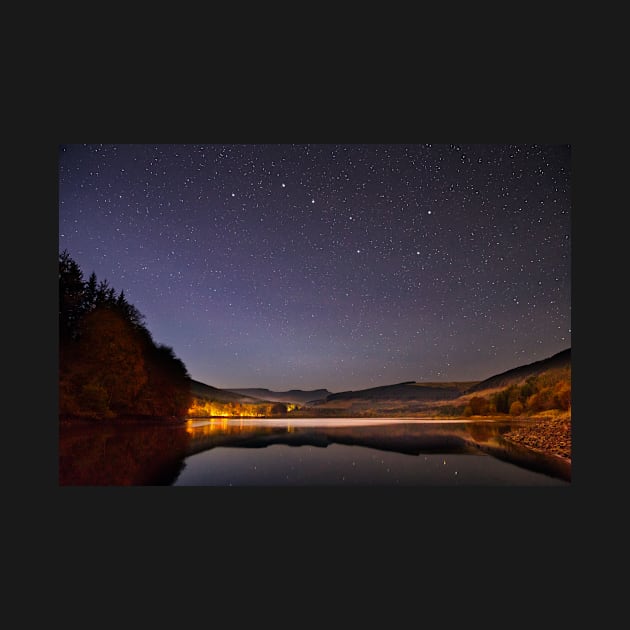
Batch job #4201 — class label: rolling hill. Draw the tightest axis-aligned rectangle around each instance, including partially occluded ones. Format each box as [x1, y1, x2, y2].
[187, 348, 571, 418]
[225, 388, 331, 404]
[292, 348, 571, 417]
[187, 380, 299, 418]
[325, 381, 475, 404]
[463, 348, 571, 395]
[189, 379, 268, 404]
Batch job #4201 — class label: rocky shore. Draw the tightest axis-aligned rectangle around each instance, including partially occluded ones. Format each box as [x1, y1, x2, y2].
[502, 413, 571, 461]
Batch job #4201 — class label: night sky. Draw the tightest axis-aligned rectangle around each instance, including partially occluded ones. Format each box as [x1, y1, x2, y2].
[58, 144, 571, 392]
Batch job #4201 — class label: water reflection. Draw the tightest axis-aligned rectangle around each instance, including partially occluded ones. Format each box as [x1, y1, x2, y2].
[59, 421, 190, 486]
[59, 418, 570, 486]
[174, 443, 567, 486]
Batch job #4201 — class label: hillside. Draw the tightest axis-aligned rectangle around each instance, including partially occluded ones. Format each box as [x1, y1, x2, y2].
[189, 379, 267, 404]
[187, 379, 294, 417]
[293, 349, 570, 417]
[292, 381, 475, 417]
[463, 348, 571, 395]
[188, 348, 571, 419]
[225, 388, 331, 404]
[327, 381, 474, 403]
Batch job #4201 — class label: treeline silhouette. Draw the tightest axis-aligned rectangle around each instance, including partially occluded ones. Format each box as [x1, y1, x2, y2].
[59, 250, 192, 421]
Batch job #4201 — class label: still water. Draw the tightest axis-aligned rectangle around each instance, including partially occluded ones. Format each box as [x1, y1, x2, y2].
[59, 417, 570, 486]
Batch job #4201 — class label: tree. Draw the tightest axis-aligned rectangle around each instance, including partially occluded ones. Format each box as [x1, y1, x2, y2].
[526, 388, 553, 412]
[96, 279, 116, 306]
[492, 388, 510, 414]
[137, 343, 192, 418]
[83, 271, 98, 313]
[553, 381, 571, 411]
[59, 250, 85, 340]
[469, 396, 489, 415]
[59, 250, 193, 421]
[74, 305, 148, 415]
[519, 376, 537, 403]
[114, 289, 145, 329]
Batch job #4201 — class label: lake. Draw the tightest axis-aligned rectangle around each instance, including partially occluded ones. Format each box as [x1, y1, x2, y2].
[59, 417, 570, 486]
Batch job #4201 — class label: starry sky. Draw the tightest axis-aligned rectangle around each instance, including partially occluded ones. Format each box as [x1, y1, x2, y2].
[58, 144, 571, 392]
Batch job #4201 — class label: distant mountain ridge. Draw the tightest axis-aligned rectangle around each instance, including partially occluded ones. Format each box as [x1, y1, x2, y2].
[326, 381, 473, 403]
[188, 379, 269, 404]
[286, 348, 571, 417]
[189, 348, 571, 416]
[225, 388, 332, 404]
[320, 349, 571, 404]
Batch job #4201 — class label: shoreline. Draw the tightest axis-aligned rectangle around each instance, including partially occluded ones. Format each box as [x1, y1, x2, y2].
[60, 411, 572, 464]
[501, 413, 571, 462]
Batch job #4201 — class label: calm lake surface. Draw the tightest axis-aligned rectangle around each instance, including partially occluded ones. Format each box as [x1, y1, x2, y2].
[59, 417, 570, 486]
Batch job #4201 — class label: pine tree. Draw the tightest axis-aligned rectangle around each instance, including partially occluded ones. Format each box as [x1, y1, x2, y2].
[59, 250, 192, 420]
[84, 272, 98, 313]
[59, 250, 85, 340]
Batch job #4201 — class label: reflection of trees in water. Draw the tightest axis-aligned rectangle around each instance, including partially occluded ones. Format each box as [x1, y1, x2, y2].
[59, 423, 190, 485]
[184, 422, 480, 457]
[60, 419, 570, 485]
[186, 420, 279, 438]
[465, 422, 503, 443]
[185, 422, 290, 454]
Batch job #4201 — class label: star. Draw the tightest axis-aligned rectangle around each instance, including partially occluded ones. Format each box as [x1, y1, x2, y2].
[59, 143, 571, 392]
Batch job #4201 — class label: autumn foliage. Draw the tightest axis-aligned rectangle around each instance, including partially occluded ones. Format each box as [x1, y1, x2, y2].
[59, 251, 192, 420]
[460, 367, 571, 417]
[188, 399, 291, 418]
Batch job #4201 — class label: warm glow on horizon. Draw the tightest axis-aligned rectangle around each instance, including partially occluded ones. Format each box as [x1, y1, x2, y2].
[187, 398, 298, 419]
